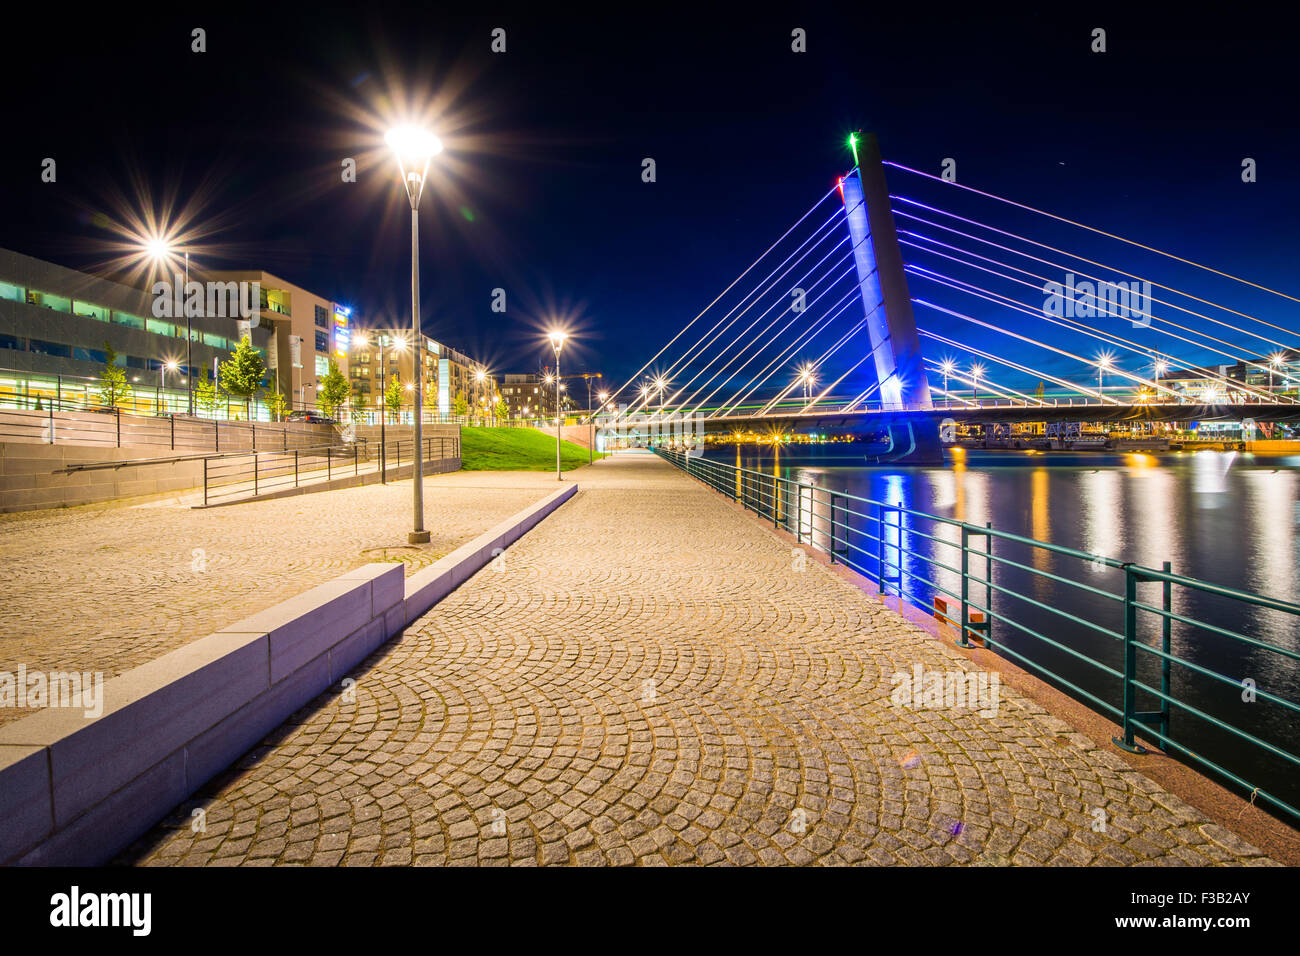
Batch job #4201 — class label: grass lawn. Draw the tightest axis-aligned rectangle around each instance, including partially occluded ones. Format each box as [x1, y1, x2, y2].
[460, 426, 605, 471]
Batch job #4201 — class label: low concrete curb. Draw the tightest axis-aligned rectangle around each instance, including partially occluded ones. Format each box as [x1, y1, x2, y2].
[0, 481, 578, 865]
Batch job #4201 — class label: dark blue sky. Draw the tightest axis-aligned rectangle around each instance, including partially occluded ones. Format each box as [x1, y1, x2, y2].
[3, 3, 1297, 398]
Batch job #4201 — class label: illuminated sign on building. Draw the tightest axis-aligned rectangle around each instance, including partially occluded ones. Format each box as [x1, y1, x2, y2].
[333, 305, 351, 357]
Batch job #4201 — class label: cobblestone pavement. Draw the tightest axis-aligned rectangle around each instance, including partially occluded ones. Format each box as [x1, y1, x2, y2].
[0, 473, 556, 725]
[122, 453, 1273, 866]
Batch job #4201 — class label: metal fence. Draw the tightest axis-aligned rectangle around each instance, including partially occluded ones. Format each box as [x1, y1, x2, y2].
[655, 447, 1300, 826]
[202, 434, 459, 505]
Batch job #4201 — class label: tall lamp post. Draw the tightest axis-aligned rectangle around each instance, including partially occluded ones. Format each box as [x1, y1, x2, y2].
[940, 358, 955, 409]
[548, 330, 568, 479]
[144, 240, 193, 414]
[385, 124, 442, 544]
[970, 363, 984, 405]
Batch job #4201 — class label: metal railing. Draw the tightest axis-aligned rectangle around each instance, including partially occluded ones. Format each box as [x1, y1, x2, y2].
[0, 404, 337, 453]
[201, 435, 459, 505]
[655, 447, 1300, 825]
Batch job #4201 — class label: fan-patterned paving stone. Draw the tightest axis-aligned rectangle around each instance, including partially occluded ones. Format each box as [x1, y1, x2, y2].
[120, 453, 1274, 866]
[0, 470, 557, 725]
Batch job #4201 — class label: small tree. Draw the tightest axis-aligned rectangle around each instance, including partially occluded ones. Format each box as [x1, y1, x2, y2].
[97, 342, 133, 408]
[219, 336, 267, 420]
[194, 377, 219, 417]
[384, 374, 403, 423]
[453, 390, 469, 419]
[318, 359, 351, 418]
[494, 397, 508, 422]
[266, 389, 289, 422]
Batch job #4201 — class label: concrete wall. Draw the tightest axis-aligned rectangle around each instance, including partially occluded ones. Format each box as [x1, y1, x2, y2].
[0, 443, 206, 513]
[0, 482, 577, 865]
[0, 407, 336, 452]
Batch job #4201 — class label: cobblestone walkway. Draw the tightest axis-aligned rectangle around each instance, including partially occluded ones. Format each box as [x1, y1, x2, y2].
[0, 472, 555, 725]
[122, 454, 1273, 866]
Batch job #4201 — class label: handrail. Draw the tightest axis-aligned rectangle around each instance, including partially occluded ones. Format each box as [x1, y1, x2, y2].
[654, 446, 1300, 825]
[54, 442, 361, 474]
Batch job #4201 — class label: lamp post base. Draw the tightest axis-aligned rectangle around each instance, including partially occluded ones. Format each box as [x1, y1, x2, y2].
[408, 530, 431, 544]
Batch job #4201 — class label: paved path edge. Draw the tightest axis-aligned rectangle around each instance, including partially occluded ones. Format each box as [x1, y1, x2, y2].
[0, 481, 577, 866]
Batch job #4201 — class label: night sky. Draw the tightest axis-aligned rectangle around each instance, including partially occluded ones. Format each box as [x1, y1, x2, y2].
[3, 4, 1297, 398]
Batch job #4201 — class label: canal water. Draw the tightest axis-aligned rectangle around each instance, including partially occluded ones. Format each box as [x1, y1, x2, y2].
[703, 444, 1300, 824]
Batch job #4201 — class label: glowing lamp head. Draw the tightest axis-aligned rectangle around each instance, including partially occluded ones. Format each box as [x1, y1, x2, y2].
[940, 359, 956, 375]
[385, 125, 442, 164]
[547, 330, 568, 352]
[1270, 352, 1285, 367]
[475, 370, 486, 382]
[970, 363, 984, 380]
[164, 360, 179, 372]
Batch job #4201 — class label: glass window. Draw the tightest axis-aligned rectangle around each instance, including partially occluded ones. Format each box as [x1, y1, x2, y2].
[315, 305, 328, 329]
[125, 355, 146, 369]
[73, 346, 108, 364]
[0, 281, 23, 302]
[315, 330, 328, 353]
[201, 332, 224, 348]
[0, 332, 22, 350]
[315, 355, 329, 377]
[146, 318, 175, 337]
[29, 291, 71, 312]
[73, 301, 109, 322]
[113, 312, 145, 329]
[29, 339, 71, 358]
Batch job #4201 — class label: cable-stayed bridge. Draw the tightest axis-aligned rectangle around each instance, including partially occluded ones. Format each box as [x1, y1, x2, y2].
[599, 133, 1300, 462]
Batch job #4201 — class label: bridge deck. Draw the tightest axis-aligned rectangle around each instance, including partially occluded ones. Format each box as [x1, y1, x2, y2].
[121, 453, 1274, 866]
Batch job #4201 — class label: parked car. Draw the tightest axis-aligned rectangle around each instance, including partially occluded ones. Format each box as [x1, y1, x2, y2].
[285, 410, 337, 424]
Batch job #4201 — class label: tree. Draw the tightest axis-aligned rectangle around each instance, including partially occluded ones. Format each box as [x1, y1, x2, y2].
[266, 389, 288, 422]
[349, 391, 367, 423]
[194, 377, 219, 417]
[494, 397, 508, 422]
[96, 342, 133, 408]
[453, 390, 469, 419]
[318, 359, 351, 418]
[384, 374, 403, 423]
[219, 336, 266, 420]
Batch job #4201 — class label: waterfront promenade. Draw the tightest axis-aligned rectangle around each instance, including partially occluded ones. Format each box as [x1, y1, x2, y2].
[119, 453, 1278, 866]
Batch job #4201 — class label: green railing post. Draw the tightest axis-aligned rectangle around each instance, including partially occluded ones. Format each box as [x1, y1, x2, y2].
[984, 521, 993, 650]
[1161, 559, 1172, 744]
[876, 505, 885, 594]
[956, 524, 975, 647]
[1113, 563, 1148, 754]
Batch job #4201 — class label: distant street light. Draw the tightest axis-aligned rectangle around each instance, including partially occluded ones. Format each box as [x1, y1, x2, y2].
[1095, 351, 1115, 399]
[548, 330, 568, 479]
[385, 123, 442, 544]
[970, 363, 984, 405]
[940, 358, 956, 409]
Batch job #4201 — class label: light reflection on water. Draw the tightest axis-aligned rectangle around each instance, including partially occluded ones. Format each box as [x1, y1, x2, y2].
[705, 445, 1300, 819]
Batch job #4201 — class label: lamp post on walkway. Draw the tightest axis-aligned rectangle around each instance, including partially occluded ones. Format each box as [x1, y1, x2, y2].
[384, 124, 442, 544]
[548, 331, 568, 479]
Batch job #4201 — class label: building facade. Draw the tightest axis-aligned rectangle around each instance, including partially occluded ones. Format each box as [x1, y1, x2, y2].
[499, 373, 557, 419]
[0, 248, 273, 414]
[210, 270, 350, 412]
[347, 329, 495, 419]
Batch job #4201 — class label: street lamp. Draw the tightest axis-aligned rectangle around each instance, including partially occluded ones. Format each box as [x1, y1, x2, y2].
[795, 363, 816, 403]
[353, 331, 406, 483]
[548, 330, 568, 480]
[1095, 351, 1114, 399]
[144, 238, 194, 415]
[385, 123, 443, 544]
[1269, 352, 1285, 397]
[940, 358, 956, 409]
[970, 363, 984, 405]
